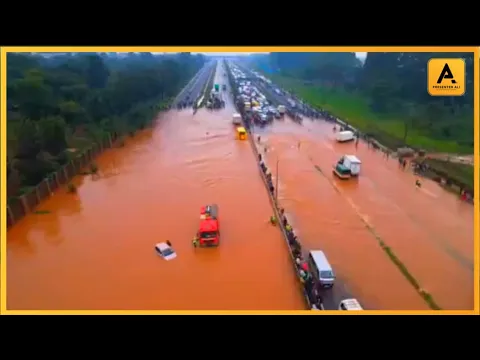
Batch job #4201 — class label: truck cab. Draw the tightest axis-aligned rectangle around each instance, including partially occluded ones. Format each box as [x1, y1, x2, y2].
[333, 155, 361, 179]
[198, 204, 220, 247]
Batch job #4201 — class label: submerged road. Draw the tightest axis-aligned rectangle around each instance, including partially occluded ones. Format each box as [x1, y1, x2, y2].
[251, 111, 473, 310]
[172, 61, 216, 107]
[7, 61, 305, 310]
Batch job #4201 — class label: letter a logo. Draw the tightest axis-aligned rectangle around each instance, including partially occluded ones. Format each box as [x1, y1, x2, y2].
[436, 64, 457, 84]
[427, 58, 465, 96]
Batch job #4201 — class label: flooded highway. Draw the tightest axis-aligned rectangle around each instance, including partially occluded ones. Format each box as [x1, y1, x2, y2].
[7, 61, 305, 310]
[255, 117, 473, 310]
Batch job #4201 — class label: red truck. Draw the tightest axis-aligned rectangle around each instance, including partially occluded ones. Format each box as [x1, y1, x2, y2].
[197, 204, 220, 247]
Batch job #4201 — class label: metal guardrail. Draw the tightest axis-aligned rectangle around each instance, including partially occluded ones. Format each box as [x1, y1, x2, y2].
[225, 60, 316, 310]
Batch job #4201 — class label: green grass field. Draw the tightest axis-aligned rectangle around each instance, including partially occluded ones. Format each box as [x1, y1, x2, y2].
[271, 75, 472, 154]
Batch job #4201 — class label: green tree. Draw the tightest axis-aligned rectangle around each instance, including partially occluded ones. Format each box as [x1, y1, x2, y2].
[7, 52, 205, 193]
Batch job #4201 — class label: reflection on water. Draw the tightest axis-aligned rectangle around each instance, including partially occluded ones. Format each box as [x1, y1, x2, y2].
[258, 117, 473, 310]
[7, 66, 304, 311]
[8, 69, 473, 311]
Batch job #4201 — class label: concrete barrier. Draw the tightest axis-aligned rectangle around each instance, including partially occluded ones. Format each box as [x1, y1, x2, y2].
[245, 125, 313, 310]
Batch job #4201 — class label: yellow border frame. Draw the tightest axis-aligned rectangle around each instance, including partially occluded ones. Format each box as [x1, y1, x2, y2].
[1, 46, 478, 315]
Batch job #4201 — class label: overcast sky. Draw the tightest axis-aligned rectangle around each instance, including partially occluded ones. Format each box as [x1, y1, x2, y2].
[194, 52, 368, 60]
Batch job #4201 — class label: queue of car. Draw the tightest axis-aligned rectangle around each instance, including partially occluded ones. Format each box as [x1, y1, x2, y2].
[229, 63, 284, 124]
[228, 61, 365, 311]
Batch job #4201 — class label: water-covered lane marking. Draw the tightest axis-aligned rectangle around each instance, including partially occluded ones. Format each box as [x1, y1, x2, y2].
[310, 161, 441, 309]
[264, 129, 441, 309]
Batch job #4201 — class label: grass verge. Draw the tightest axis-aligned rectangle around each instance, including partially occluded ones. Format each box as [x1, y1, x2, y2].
[270, 75, 472, 154]
[377, 237, 442, 310]
[313, 164, 442, 310]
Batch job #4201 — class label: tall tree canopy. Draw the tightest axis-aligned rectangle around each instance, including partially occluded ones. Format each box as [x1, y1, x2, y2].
[252, 52, 474, 152]
[7, 52, 205, 195]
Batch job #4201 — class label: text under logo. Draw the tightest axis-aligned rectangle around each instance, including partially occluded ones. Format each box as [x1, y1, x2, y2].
[427, 58, 465, 96]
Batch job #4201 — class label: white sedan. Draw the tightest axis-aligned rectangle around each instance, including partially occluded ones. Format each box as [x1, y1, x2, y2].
[155, 242, 177, 261]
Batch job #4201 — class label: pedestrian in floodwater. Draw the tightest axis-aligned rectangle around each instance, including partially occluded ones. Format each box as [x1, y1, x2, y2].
[257, 135, 261, 143]
[270, 215, 277, 226]
[285, 223, 292, 232]
[415, 179, 422, 188]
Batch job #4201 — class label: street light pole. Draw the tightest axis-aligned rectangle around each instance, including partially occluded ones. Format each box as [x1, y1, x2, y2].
[275, 158, 279, 204]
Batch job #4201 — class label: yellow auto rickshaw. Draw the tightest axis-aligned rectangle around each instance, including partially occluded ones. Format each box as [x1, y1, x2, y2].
[236, 126, 247, 140]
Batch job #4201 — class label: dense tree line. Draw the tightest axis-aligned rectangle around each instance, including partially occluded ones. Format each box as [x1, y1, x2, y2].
[255, 52, 474, 152]
[7, 52, 205, 196]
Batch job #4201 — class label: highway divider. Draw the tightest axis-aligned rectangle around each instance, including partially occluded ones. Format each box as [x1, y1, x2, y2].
[224, 60, 317, 310]
[195, 61, 216, 108]
[173, 66, 206, 107]
[247, 133, 316, 310]
[251, 67, 474, 199]
[201, 63, 216, 106]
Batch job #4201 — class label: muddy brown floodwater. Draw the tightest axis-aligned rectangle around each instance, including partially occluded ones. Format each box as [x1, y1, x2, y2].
[255, 117, 473, 310]
[7, 63, 305, 311]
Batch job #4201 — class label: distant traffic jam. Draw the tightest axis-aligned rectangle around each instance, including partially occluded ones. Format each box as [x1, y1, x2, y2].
[226, 61, 364, 311]
[160, 61, 364, 311]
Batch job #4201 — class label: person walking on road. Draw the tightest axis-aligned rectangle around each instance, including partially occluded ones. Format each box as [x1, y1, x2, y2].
[415, 179, 422, 188]
[192, 236, 199, 248]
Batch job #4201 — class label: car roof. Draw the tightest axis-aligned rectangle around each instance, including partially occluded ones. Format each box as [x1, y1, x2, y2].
[340, 298, 363, 310]
[309, 250, 333, 270]
[345, 155, 361, 163]
[155, 242, 170, 251]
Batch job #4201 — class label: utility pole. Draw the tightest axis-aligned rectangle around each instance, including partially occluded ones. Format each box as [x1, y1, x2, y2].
[275, 158, 279, 204]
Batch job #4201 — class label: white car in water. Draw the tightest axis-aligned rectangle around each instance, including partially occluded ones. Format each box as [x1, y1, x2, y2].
[155, 242, 177, 261]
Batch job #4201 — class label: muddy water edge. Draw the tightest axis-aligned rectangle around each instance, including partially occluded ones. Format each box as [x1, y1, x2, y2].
[255, 117, 473, 310]
[7, 63, 304, 311]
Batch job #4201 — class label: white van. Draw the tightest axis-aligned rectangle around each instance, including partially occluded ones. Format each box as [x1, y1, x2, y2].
[341, 155, 361, 176]
[232, 113, 242, 125]
[338, 299, 363, 311]
[336, 130, 355, 142]
[307, 250, 335, 288]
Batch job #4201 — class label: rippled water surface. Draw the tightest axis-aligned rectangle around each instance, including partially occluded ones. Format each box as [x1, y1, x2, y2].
[255, 118, 473, 310]
[7, 64, 474, 311]
[7, 64, 305, 310]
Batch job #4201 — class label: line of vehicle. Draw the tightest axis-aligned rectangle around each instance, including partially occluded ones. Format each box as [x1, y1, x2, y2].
[307, 157, 442, 310]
